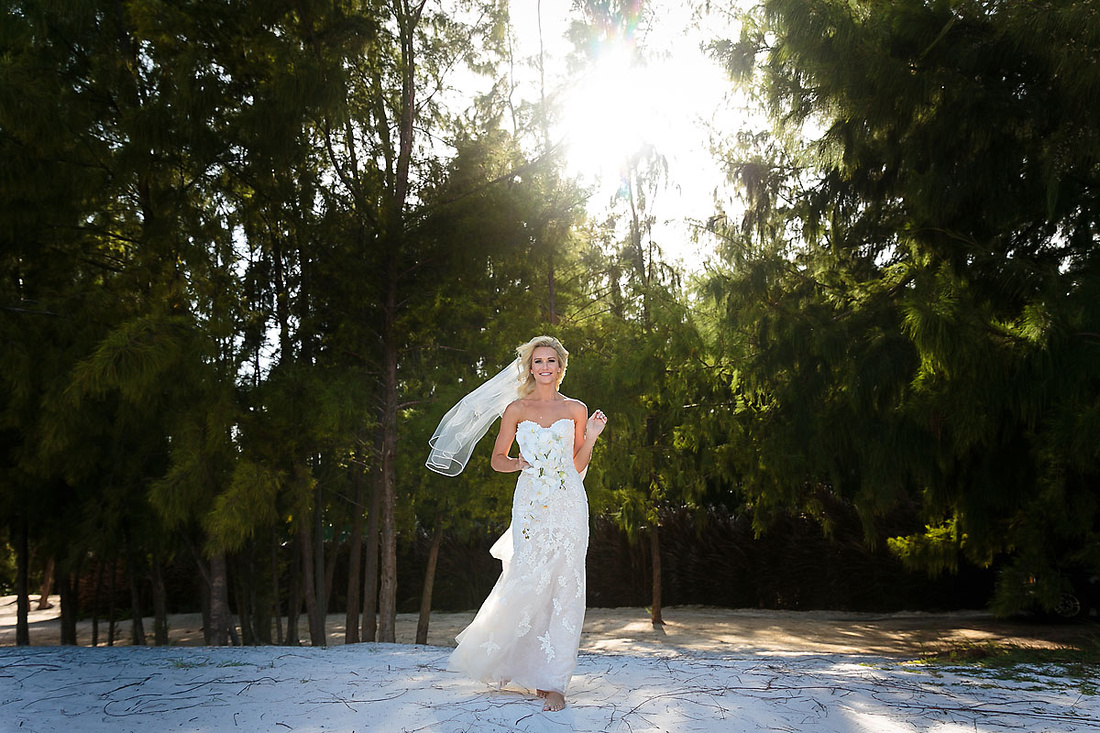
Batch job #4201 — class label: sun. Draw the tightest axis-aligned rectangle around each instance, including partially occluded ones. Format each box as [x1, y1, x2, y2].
[555, 40, 731, 197]
[557, 48, 653, 183]
[512, 1, 745, 269]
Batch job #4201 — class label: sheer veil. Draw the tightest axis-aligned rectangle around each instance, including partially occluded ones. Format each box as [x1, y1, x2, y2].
[425, 358, 525, 476]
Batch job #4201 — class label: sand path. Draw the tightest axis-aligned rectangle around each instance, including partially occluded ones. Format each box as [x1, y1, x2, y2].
[1, 595, 1088, 656]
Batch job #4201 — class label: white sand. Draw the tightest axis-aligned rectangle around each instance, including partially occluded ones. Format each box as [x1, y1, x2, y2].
[2, 597, 1096, 732]
[2, 596, 1085, 655]
[2, 642, 1095, 732]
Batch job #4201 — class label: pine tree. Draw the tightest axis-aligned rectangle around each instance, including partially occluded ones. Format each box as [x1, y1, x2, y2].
[705, 0, 1100, 611]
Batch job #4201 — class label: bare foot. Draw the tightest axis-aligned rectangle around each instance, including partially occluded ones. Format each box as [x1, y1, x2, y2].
[542, 690, 566, 712]
[536, 689, 548, 698]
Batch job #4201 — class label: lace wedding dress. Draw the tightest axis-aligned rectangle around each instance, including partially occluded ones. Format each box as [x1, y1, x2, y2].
[448, 418, 589, 694]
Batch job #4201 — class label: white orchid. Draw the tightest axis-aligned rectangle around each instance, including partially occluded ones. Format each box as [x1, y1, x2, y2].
[521, 426, 570, 508]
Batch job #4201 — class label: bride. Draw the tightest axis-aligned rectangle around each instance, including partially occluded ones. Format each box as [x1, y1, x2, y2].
[426, 336, 607, 712]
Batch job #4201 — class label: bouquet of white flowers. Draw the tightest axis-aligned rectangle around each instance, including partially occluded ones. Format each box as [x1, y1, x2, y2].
[523, 427, 570, 504]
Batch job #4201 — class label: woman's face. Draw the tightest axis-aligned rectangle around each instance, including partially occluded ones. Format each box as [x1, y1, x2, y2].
[530, 346, 562, 386]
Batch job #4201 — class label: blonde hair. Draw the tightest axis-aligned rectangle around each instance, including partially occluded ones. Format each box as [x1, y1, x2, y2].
[516, 335, 569, 397]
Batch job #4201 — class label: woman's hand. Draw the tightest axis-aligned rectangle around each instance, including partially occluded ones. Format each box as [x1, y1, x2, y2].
[586, 409, 608, 439]
[515, 454, 531, 471]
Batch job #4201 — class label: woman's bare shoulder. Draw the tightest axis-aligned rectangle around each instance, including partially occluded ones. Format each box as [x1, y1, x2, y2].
[502, 399, 533, 421]
[561, 397, 588, 418]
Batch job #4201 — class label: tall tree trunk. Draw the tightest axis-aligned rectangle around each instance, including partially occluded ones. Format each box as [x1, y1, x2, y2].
[125, 536, 147, 646]
[313, 477, 327, 626]
[36, 557, 54, 610]
[272, 530, 284, 645]
[58, 567, 78, 645]
[234, 556, 253, 645]
[15, 519, 29, 646]
[415, 519, 444, 645]
[373, 0, 427, 645]
[362, 472, 381, 642]
[344, 465, 366, 644]
[377, 270, 399, 643]
[199, 561, 212, 643]
[299, 523, 324, 645]
[252, 538, 273, 645]
[535, 0, 561, 328]
[324, 537, 338, 621]
[152, 554, 168, 646]
[208, 552, 231, 646]
[286, 532, 301, 645]
[92, 558, 104, 647]
[649, 524, 664, 626]
[108, 558, 118, 646]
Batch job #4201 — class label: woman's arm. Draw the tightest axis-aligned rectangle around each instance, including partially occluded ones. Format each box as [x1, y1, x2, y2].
[491, 402, 530, 473]
[572, 402, 607, 473]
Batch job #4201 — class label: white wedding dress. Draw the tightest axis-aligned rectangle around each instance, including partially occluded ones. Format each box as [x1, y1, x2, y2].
[448, 418, 589, 694]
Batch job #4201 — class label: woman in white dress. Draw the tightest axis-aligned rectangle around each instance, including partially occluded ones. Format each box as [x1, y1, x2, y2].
[427, 336, 607, 712]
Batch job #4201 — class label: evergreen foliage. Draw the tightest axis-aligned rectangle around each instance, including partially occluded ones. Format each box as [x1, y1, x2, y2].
[705, 0, 1100, 613]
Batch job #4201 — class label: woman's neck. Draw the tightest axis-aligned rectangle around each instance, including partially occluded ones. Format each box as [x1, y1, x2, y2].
[529, 383, 560, 402]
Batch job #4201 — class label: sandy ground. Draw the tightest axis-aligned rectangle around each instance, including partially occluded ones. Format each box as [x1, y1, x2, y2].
[3, 633, 1098, 732]
[4, 596, 1098, 732]
[1, 594, 1091, 657]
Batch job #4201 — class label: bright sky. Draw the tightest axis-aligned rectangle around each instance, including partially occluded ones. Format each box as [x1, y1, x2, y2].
[507, 0, 752, 272]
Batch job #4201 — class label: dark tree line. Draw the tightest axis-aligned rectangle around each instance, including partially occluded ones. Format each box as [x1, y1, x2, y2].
[2, 0, 1098, 648]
